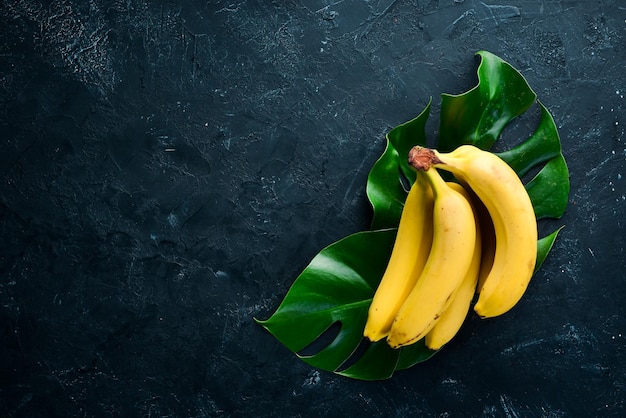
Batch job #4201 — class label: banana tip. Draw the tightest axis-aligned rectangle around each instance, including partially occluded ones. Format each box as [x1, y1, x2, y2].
[363, 328, 385, 342]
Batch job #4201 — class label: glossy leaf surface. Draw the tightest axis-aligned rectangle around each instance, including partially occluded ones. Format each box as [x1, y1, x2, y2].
[257, 51, 570, 380]
[437, 51, 537, 152]
[255, 229, 427, 377]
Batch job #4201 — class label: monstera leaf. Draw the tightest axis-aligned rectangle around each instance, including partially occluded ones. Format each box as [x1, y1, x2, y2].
[256, 51, 570, 381]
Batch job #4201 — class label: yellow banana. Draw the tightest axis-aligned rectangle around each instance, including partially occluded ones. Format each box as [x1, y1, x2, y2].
[410, 144, 538, 318]
[424, 182, 482, 351]
[363, 173, 434, 342]
[387, 168, 476, 349]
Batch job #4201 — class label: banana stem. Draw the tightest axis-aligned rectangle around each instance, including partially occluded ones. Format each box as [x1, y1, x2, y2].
[408, 146, 441, 172]
[409, 147, 448, 197]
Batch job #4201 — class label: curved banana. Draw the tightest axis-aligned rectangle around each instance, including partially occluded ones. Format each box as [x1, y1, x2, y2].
[410, 144, 537, 318]
[363, 173, 434, 342]
[425, 182, 482, 351]
[387, 169, 476, 349]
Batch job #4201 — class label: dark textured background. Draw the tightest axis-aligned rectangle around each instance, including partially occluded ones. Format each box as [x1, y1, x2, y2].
[1, 0, 625, 416]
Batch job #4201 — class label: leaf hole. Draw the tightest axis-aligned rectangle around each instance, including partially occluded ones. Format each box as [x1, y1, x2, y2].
[296, 321, 342, 357]
[520, 161, 545, 186]
[492, 102, 543, 153]
[335, 337, 371, 372]
[399, 168, 411, 193]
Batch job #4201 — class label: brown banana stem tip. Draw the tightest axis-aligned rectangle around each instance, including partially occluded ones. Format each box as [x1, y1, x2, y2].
[408, 146, 442, 171]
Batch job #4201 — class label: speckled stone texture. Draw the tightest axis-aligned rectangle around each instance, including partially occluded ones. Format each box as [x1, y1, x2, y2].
[1, 1, 625, 416]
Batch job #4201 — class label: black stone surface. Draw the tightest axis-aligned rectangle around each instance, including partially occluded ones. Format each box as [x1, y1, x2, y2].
[1, 1, 625, 416]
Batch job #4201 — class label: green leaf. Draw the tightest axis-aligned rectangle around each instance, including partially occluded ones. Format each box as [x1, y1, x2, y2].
[256, 228, 437, 380]
[256, 229, 437, 376]
[526, 154, 570, 220]
[336, 340, 401, 381]
[257, 51, 570, 381]
[496, 101, 570, 220]
[438, 50, 537, 152]
[496, 102, 563, 177]
[395, 339, 436, 370]
[535, 227, 564, 273]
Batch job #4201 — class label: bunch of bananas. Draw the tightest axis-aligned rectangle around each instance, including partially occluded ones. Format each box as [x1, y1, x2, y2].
[363, 144, 537, 350]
